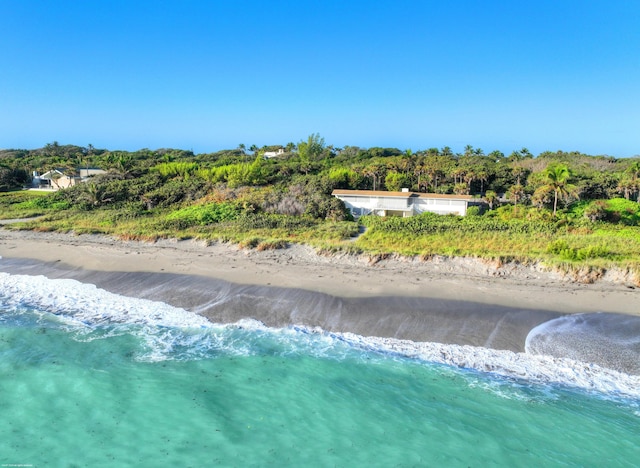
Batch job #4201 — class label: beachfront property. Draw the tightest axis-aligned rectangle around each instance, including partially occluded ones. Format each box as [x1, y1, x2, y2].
[32, 168, 106, 190]
[332, 189, 479, 217]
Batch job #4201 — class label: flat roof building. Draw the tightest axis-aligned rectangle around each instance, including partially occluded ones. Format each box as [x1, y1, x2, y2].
[332, 189, 479, 217]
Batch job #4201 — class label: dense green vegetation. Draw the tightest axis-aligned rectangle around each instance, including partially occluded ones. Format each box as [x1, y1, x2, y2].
[1, 138, 639, 280]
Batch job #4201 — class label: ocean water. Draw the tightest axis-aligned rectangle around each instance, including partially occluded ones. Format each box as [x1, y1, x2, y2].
[1, 273, 639, 467]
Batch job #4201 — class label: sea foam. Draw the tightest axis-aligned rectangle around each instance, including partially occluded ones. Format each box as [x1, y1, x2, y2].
[0, 272, 212, 329]
[525, 312, 640, 375]
[1, 272, 639, 399]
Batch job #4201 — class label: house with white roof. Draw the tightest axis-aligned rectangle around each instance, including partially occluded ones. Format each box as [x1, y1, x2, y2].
[332, 189, 479, 217]
[263, 148, 285, 159]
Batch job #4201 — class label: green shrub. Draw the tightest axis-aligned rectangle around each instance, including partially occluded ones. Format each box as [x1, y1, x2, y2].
[546, 239, 610, 261]
[143, 178, 210, 208]
[606, 198, 640, 225]
[583, 200, 608, 222]
[153, 162, 199, 179]
[234, 213, 316, 230]
[575, 244, 610, 261]
[361, 212, 559, 236]
[327, 167, 362, 189]
[165, 203, 239, 227]
[465, 206, 482, 216]
[17, 195, 71, 211]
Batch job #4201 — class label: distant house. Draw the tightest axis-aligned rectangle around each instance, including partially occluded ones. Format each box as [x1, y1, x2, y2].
[33, 169, 76, 190]
[263, 148, 285, 159]
[32, 168, 106, 190]
[332, 189, 480, 217]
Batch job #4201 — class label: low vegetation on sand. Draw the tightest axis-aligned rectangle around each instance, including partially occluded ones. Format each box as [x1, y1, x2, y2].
[1, 139, 640, 282]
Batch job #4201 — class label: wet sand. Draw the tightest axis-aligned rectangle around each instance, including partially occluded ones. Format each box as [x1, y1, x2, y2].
[1, 229, 638, 354]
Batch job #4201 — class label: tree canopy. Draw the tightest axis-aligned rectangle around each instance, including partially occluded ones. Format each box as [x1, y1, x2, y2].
[1, 138, 639, 219]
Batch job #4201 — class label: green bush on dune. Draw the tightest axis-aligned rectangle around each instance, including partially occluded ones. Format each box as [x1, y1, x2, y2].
[164, 202, 239, 227]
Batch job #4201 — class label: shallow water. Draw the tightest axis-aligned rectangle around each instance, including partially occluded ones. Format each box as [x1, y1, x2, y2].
[1, 274, 639, 467]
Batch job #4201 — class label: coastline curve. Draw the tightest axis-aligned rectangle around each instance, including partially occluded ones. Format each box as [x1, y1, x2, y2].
[525, 312, 640, 375]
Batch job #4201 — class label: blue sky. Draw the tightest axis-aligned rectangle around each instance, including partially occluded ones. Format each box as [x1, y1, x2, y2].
[1, 0, 639, 157]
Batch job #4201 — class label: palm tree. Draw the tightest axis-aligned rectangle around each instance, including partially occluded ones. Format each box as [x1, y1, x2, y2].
[463, 144, 474, 157]
[413, 161, 427, 192]
[540, 163, 578, 216]
[617, 177, 634, 200]
[453, 182, 469, 195]
[81, 144, 95, 177]
[624, 161, 640, 202]
[520, 147, 533, 158]
[397, 157, 413, 177]
[44, 141, 61, 159]
[484, 190, 498, 210]
[363, 164, 384, 191]
[441, 146, 454, 158]
[477, 170, 489, 195]
[507, 183, 525, 214]
[450, 167, 466, 185]
[424, 154, 452, 191]
[511, 164, 527, 185]
[105, 151, 135, 177]
[82, 182, 113, 206]
[463, 168, 477, 193]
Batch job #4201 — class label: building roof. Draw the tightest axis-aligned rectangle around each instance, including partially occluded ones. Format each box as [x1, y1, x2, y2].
[38, 169, 67, 179]
[332, 189, 411, 198]
[415, 193, 474, 201]
[331, 189, 474, 201]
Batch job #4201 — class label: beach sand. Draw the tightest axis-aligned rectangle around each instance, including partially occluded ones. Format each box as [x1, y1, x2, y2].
[1, 228, 638, 354]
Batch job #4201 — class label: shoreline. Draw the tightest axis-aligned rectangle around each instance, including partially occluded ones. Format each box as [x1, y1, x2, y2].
[1, 228, 639, 359]
[0, 228, 637, 314]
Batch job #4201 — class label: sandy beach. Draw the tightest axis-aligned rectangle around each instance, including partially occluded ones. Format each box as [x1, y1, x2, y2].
[1, 228, 638, 355]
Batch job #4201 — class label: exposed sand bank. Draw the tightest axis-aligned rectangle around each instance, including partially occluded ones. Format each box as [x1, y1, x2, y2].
[1, 229, 637, 311]
[0, 228, 638, 356]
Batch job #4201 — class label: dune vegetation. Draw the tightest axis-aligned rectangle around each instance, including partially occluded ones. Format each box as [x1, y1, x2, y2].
[1, 137, 639, 280]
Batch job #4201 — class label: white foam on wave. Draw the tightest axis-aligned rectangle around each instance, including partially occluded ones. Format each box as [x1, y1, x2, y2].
[0, 272, 220, 362]
[326, 330, 640, 400]
[0, 272, 212, 329]
[1, 272, 639, 399]
[525, 313, 640, 376]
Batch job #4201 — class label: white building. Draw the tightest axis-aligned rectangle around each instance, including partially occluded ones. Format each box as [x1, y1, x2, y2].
[263, 148, 285, 159]
[332, 189, 478, 217]
[32, 168, 106, 190]
[33, 169, 76, 189]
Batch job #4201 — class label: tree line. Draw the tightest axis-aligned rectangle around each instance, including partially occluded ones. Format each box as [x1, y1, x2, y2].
[1, 136, 639, 218]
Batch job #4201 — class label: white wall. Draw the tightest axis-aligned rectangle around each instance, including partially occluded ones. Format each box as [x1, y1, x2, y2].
[338, 195, 411, 217]
[413, 198, 467, 216]
[336, 194, 469, 217]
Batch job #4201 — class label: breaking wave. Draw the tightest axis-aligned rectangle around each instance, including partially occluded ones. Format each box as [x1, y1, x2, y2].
[1, 272, 639, 399]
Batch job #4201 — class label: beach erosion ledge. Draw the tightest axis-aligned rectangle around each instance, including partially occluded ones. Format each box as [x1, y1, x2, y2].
[0, 230, 639, 373]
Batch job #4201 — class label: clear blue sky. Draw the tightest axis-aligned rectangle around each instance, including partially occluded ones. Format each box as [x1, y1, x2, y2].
[1, 0, 639, 157]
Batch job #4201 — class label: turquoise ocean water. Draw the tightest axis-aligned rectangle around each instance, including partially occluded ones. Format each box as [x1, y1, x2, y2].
[1, 272, 639, 467]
